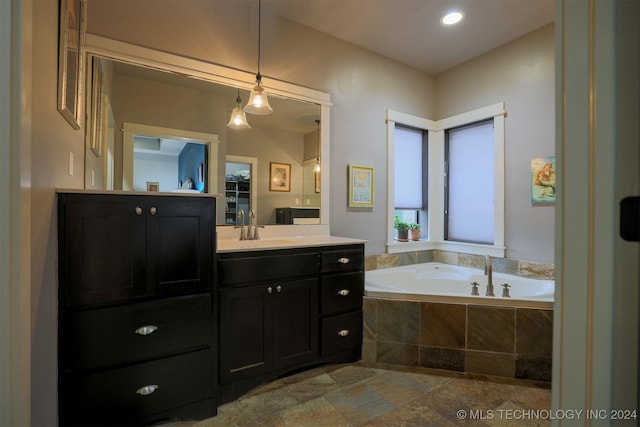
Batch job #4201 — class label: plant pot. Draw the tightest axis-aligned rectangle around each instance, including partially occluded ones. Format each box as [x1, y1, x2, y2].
[409, 229, 420, 241]
[397, 229, 409, 242]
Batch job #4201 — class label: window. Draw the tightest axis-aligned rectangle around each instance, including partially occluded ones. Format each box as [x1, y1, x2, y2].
[394, 126, 427, 236]
[386, 103, 505, 256]
[445, 120, 494, 244]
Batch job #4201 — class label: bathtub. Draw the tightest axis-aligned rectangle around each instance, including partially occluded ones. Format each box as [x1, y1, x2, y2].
[365, 262, 554, 309]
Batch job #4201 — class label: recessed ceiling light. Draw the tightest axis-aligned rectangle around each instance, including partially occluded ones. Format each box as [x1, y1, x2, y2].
[441, 10, 464, 26]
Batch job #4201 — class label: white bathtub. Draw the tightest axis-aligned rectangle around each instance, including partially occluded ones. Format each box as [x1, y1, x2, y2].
[365, 262, 554, 309]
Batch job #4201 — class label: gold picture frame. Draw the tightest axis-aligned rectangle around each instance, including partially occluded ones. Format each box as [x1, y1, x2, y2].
[348, 164, 374, 208]
[57, 0, 87, 130]
[147, 182, 159, 192]
[269, 162, 291, 192]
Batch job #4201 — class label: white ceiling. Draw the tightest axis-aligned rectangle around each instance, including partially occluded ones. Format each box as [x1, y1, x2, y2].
[266, 0, 555, 75]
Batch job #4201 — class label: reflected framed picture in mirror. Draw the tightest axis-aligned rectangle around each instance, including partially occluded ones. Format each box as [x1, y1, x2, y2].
[57, 0, 87, 130]
[270, 162, 291, 192]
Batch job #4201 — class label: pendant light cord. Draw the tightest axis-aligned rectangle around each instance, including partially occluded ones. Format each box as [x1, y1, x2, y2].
[256, 0, 262, 80]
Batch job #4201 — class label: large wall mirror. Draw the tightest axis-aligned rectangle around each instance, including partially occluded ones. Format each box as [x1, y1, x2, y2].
[83, 35, 330, 227]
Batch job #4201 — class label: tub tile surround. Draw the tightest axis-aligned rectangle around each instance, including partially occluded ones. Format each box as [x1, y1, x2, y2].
[366, 249, 554, 280]
[363, 299, 553, 382]
[363, 250, 554, 381]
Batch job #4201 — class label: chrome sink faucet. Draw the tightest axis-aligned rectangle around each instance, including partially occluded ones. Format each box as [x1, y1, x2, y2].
[235, 209, 246, 240]
[484, 255, 495, 296]
[245, 209, 264, 240]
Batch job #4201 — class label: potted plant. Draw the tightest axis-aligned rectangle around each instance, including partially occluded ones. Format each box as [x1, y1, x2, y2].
[394, 215, 410, 242]
[409, 223, 421, 241]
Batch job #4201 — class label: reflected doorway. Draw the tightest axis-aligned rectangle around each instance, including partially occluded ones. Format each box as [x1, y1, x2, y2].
[225, 155, 258, 226]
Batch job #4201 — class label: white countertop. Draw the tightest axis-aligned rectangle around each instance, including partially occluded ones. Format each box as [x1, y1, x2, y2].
[216, 224, 366, 252]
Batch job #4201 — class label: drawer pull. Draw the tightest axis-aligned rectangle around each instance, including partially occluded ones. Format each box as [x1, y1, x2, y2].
[276, 284, 282, 293]
[337, 329, 350, 337]
[150, 206, 157, 216]
[266, 286, 273, 294]
[337, 257, 350, 264]
[338, 289, 350, 297]
[135, 207, 143, 216]
[135, 325, 158, 336]
[136, 384, 159, 396]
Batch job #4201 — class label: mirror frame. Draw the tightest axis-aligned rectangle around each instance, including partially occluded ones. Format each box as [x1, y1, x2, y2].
[84, 34, 331, 225]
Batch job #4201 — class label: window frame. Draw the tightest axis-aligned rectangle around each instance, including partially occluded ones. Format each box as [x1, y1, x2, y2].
[386, 103, 506, 257]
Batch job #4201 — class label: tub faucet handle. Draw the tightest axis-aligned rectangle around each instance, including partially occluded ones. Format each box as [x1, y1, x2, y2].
[501, 283, 511, 298]
[470, 282, 480, 296]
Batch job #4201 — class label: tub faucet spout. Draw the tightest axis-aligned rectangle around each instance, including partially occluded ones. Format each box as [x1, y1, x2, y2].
[484, 255, 495, 296]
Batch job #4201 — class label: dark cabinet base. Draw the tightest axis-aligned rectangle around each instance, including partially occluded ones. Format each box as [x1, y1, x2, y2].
[218, 347, 362, 405]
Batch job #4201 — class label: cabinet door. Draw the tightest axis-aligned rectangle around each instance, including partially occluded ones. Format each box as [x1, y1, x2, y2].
[146, 197, 214, 296]
[219, 285, 273, 384]
[60, 194, 146, 307]
[273, 277, 319, 370]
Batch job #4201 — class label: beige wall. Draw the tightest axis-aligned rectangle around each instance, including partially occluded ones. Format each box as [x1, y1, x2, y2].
[436, 24, 555, 263]
[31, 0, 86, 424]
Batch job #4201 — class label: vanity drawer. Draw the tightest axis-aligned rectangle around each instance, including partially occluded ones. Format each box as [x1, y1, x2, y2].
[321, 247, 364, 274]
[320, 272, 364, 316]
[61, 294, 212, 372]
[320, 311, 363, 356]
[218, 251, 319, 286]
[59, 349, 213, 425]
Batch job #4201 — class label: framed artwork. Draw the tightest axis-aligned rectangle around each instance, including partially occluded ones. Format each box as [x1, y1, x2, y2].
[269, 162, 291, 192]
[89, 57, 104, 157]
[147, 182, 159, 192]
[348, 164, 374, 208]
[531, 156, 556, 204]
[57, 0, 87, 130]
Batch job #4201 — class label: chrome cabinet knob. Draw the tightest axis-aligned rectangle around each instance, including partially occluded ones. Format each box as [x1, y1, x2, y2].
[149, 206, 157, 215]
[135, 207, 143, 216]
[275, 284, 282, 293]
[136, 385, 158, 396]
[338, 289, 350, 297]
[266, 286, 273, 294]
[337, 329, 350, 337]
[135, 325, 158, 336]
[337, 257, 350, 264]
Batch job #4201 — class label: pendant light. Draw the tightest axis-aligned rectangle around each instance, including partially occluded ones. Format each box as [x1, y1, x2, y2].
[244, 0, 273, 115]
[227, 89, 251, 130]
[314, 119, 321, 173]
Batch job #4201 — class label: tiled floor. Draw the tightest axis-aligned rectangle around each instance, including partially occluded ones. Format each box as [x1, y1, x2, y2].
[166, 362, 551, 427]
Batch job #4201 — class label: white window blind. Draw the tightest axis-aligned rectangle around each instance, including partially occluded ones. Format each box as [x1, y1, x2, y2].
[394, 127, 423, 209]
[446, 121, 494, 244]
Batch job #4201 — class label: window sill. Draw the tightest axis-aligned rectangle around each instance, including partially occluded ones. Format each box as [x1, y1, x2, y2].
[386, 239, 506, 257]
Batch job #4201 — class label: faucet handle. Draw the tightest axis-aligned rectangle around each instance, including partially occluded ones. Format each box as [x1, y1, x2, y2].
[501, 283, 511, 298]
[253, 225, 265, 240]
[470, 281, 480, 296]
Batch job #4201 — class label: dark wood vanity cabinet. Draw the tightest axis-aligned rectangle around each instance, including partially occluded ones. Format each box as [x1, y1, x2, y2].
[217, 244, 364, 403]
[57, 192, 217, 426]
[219, 277, 319, 384]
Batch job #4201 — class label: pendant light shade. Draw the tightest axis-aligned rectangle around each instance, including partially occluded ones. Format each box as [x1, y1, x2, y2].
[244, 74, 273, 115]
[227, 90, 251, 130]
[244, 0, 273, 115]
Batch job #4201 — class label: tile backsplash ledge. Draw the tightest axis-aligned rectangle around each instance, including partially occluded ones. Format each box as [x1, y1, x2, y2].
[365, 250, 554, 281]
